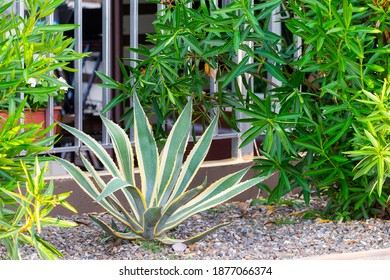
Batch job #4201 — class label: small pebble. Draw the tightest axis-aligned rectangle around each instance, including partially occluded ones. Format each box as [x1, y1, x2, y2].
[172, 243, 187, 253]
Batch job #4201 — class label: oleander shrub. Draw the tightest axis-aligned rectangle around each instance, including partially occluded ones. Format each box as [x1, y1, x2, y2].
[0, 0, 84, 110]
[0, 101, 77, 260]
[242, 0, 390, 220]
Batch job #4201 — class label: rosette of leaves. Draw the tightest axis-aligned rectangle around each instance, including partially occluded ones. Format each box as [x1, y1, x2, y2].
[55, 94, 267, 244]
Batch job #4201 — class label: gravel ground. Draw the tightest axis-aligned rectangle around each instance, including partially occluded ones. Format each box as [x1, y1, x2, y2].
[1, 195, 390, 260]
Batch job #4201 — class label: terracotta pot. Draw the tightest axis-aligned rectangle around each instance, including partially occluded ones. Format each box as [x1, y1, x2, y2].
[0, 106, 62, 134]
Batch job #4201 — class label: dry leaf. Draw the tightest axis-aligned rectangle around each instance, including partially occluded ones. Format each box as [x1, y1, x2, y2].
[233, 201, 250, 213]
[187, 244, 199, 251]
[266, 206, 275, 216]
[192, 214, 202, 220]
[265, 220, 275, 226]
[251, 212, 262, 219]
[317, 219, 331, 224]
[204, 63, 217, 79]
[291, 211, 306, 217]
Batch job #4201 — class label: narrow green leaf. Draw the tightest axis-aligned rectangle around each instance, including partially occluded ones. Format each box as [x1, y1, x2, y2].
[0, 1, 13, 14]
[364, 130, 379, 149]
[32, 236, 58, 260]
[251, 0, 282, 11]
[304, 167, 334, 177]
[181, 35, 203, 55]
[264, 62, 288, 84]
[255, 49, 286, 65]
[244, 6, 264, 36]
[150, 36, 175, 56]
[345, 38, 363, 58]
[326, 27, 345, 34]
[233, 31, 240, 54]
[221, 56, 250, 88]
[324, 116, 352, 150]
[295, 140, 322, 154]
[365, 64, 385, 73]
[353, 157, 378, 180]
[95, 71, 120, 89]
[0, 80, 20, 89]
[0, 227, 22, 239]
[35, 24, 78, 32]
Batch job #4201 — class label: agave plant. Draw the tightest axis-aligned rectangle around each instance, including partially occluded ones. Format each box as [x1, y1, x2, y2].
[55, 95, 267, 244]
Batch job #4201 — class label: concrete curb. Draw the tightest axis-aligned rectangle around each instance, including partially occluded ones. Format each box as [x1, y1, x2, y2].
[301, 247, 390, 260]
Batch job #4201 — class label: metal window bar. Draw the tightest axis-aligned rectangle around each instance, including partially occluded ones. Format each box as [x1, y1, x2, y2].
[46, 13, 55, 138]
[129, 0, 139, 69]
[15, 0, 24, 105]
[267, 4, 283, 92]
[49, 0, 112, 154]
[232, 0, 255, 159]
[73, 0, 83, 147]
[101, 0, 112, 145]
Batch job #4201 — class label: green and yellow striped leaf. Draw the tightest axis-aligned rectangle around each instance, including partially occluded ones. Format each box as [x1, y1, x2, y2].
[79, 152, 142, 224]
[167, 114, 218, 204]
[156, 100, 192, 206]
[182, 167, 250, 206]
[96, 177, 131, 201]
[55, 157, 141, 231]
[157, 223, 230, 245]
[89, 215, 141, 240]
[79, 152, 107, 191]
[166, 174, 266, 230]
[155, 185, 204, 235]
[101, 115, 135, 185]
[56, 122, 121, 178]
[133, 94, 159, 207]
[79, 155, 143, 231]
[181, 222, 230, 245]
